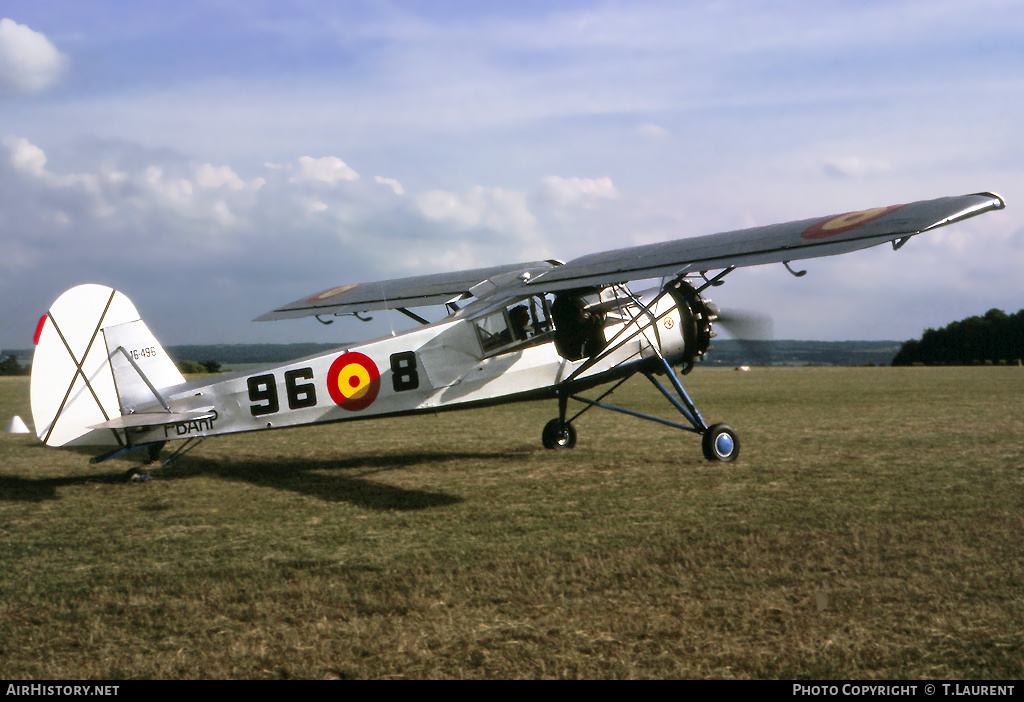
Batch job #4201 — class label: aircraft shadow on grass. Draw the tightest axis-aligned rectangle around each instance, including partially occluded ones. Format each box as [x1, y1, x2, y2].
[169, 452, 475, 510]
[0, 446, 533, 510]
[0, 467, 128, 503]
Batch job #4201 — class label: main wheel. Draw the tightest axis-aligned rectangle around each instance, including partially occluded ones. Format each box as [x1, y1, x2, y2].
[702, 423, 739, 462]
[542, 419, 577, 449]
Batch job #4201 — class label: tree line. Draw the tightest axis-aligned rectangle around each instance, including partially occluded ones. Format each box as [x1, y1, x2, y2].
[0, 355, 223, 376]
[0, 355, 29, 376]
[892, 309, 1024, 366]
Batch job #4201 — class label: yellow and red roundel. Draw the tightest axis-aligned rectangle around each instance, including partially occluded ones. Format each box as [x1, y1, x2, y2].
[308, 283, 363, 304]
[327, 352, 380, 411]
[801, 204, 906, 240]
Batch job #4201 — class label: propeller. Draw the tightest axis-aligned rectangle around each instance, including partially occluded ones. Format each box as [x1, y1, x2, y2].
[715, 308, 773, 340]
[707, 304, 774, 365]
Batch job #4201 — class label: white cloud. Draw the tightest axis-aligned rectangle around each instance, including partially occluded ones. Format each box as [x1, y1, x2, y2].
[5, 136, 105, 205]
[211, 200, 235, 227]
[3, 136, 554, 284]
[374, 175, 404, 196]
[195, 163, 246, 190]
[417, 189, 484, 228]
[822, 156, 892, 179]
[289, 155, 359, 184]
[2, 138, 373, 235]
[2, 137, 266, 228]
[144, 165, 194, 207]
[0, 18, 67, 96]
[636, 124, 669, 139]
[539, 176, 618, 207]
[417, 185, 537, 238]
[480, 187, 536, 237]
[7, 135, 47, 176]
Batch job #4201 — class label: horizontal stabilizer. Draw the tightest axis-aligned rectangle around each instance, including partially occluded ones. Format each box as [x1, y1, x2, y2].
[88, 407, 216, 431]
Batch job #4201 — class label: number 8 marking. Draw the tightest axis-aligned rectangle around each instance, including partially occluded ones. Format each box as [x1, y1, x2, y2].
[390, 352, 419, 392]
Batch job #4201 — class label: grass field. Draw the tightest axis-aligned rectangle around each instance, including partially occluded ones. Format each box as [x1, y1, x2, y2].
[1, 367, 1022, 679]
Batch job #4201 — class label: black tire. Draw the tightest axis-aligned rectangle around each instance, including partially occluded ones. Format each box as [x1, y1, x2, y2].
[702, 423, 739, 462]
[542, 419, 577, 449]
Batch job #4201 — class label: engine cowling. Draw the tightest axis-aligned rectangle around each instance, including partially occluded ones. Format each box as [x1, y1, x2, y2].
[665, 279, 718, 373]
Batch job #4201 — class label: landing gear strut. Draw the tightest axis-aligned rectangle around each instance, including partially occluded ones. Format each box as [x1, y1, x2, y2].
[542, 391, 577, 449]
[542, 358, 740, 462]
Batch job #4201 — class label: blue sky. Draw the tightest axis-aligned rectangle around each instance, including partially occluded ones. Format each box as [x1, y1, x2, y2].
[1, 1, 1021, 349]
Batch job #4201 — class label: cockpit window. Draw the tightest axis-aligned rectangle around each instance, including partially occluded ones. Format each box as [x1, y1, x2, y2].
[473, 295, 554, 355]
[475, 310, 514, 353]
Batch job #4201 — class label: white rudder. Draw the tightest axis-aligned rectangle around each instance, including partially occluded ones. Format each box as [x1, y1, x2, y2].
[30, 284, 184, 447]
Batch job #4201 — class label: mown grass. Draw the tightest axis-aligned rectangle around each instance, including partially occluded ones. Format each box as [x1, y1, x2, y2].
[0, 367, 1022, 679]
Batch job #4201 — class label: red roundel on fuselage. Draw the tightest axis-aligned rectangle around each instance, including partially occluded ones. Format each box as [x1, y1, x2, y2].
[326, 352, 380, 411]
[801, 204, 906, 240]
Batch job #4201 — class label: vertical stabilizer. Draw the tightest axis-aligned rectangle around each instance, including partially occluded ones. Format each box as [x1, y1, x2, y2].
[30, 285, 184, 447]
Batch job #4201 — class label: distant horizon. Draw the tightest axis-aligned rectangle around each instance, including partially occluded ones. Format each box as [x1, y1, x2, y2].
[3, 338, 908, 353]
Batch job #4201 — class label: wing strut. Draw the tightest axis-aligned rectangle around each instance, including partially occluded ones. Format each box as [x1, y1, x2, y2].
[559, 285, 672, 386]
[397, 308, 430, 325]
[695, 267, 735, 292]
[559, 266, 727, 386]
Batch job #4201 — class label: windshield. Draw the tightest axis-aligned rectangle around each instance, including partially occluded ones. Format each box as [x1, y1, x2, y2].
[472, 295, 554, 355]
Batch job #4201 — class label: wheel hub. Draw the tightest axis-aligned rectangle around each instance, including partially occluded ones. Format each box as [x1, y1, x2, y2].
[714, 432, 734, 458]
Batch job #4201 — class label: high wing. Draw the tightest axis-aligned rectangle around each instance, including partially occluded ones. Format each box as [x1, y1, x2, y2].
[526, 192, 1004, 292]
[256, 192, 1004, 321]
[255, 260, 562, 321]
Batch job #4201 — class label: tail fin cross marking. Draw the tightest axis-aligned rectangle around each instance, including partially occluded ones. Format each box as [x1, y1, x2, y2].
[41, 290, 123, 447]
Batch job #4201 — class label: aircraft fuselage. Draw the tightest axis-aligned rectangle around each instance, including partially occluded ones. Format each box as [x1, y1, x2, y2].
[115, 285, 689, 446]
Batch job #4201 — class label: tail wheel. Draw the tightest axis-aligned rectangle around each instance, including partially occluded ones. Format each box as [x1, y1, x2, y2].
[542, 419, 577, 449]
[123, 468, 151, 483]
[702, 423, 739, 462]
